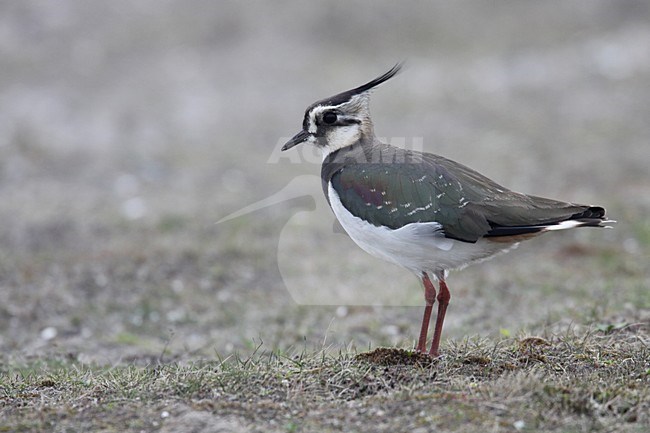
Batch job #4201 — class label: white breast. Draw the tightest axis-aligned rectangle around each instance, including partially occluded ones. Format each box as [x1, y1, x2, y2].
[327, 183, 515, 278]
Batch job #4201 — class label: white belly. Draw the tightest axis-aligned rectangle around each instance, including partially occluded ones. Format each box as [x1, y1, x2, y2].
[327, 183, 515, 278]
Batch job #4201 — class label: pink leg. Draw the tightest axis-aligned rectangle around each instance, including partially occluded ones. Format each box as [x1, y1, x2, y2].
[416, 273, 436, 353]
[429, 278, 451, 357]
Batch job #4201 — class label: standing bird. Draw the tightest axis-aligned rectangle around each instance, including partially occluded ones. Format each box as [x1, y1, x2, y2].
[281, 64, 613, 357]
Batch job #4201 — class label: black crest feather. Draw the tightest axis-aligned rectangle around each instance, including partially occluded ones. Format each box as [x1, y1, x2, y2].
[312, 63, 403, 109]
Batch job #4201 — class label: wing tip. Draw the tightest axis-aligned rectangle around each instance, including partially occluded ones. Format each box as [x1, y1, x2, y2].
[485, 215, 615, 238]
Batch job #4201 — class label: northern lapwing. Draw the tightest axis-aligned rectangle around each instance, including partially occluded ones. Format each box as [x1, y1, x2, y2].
[281, 64, 613, 357]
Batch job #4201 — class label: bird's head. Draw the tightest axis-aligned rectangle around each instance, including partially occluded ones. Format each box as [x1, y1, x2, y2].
[282, 64, 402, 157]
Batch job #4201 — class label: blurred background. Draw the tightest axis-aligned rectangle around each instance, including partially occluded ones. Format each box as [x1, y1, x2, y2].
[0, 0, 648, 363]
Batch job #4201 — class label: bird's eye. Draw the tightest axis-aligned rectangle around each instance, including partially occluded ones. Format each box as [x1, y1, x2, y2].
[322, 111, 338, 124]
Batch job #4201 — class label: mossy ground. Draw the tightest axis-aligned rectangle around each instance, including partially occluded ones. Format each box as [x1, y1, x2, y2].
[1, 326, 648, 432]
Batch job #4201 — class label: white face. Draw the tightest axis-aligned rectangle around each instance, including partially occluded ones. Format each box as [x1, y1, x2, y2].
[306, 105, 364, 158]
[322, 124, 362, 157]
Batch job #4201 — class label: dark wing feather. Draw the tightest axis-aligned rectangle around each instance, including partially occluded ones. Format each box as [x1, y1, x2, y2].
[326, 145, 607, 243]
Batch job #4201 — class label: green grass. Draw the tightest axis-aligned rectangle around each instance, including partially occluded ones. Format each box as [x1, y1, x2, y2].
[1, 324, 648, 433]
